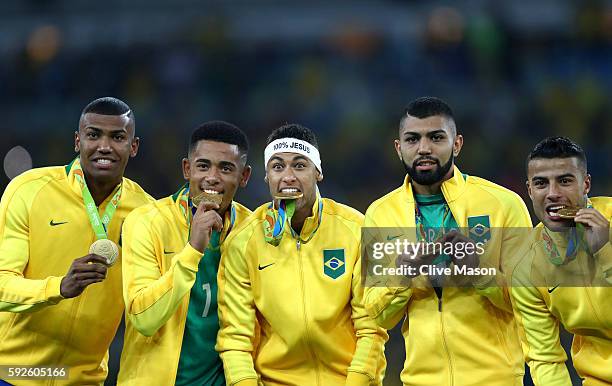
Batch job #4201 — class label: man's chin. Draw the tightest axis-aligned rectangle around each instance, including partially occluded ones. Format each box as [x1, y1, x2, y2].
[410, 171, 444, 185]
[543, 219, 574, 233]
[85, 167, 123, 183]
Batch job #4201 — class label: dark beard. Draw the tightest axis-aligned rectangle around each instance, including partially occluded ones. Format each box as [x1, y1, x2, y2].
[403, 153, 454, 185]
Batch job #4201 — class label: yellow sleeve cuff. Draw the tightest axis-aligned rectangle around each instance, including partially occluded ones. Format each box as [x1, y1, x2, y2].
[234, 379, 258, 386]
[46, 276, 65, 303]
[177, 243, 204, 272]
[346, 371, 372, 386]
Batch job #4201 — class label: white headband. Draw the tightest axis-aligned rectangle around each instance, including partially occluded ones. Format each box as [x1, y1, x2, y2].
[264, 138, 322, 173]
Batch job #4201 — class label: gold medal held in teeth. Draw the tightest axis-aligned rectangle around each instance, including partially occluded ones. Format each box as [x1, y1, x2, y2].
[89, 239, 119, 266]
[274, 191, 303, 200]
[192, 190, 223, 206]
[557, 206, 580, 219]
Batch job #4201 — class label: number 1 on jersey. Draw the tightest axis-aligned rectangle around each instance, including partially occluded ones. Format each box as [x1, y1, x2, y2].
[202, 282, 211, 317]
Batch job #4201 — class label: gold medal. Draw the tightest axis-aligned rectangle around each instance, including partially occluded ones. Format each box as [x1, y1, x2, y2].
[89, 239, 119, 266]
[274, 191, 303, 200]
[192, 190, 223, 206]
[558, 206, 580, 219]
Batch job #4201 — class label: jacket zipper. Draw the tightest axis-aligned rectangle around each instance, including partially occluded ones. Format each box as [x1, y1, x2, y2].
[296, 240, 321, 385]
[437, 291, 454, 386]
[581, 257, 605, 326]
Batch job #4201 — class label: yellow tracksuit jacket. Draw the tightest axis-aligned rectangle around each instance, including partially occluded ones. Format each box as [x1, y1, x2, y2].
[0, 165, 152, 385]
[216, 197, 388, 386]
[363, 167, 532, 386]
[510, 197, 612, 386]
[117, 195, 251, 386]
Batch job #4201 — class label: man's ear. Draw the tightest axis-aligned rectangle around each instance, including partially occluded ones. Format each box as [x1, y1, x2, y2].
[453, 134, 464, 157]
[526, 180, 533, 200]
[130, 137, 140, 158]
[240, 165, 252, 188]
[182, 158, 190, 181]
[316, 170, 324, 182]
[583, 174, 591, 196]
[394, 139, 402, 161]
[74, 131, 80, 152]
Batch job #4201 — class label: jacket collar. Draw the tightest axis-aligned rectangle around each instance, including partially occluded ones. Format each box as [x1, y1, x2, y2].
[399, 165, 468, 227]
[295, 195, 323, 239]
[65, 157, 122, 211]
[400, 165, 466, 204]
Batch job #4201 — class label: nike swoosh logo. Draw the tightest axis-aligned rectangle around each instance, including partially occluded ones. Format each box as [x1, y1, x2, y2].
[548, 285, 560, 293]
[258, 263, 275, 271]
[164, 250, 175, 254]
[387, 234, 402, 241]
[49, 220, 68, 226]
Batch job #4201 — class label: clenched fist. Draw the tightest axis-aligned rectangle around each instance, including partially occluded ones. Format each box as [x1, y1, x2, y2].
[189, 201, 224, 253]
[60, 254, 108, 298]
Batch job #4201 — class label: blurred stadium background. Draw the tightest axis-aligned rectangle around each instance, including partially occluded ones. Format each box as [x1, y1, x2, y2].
[1, 1, 610, 385]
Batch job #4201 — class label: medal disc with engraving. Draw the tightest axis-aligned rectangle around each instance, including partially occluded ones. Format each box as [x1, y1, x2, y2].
[192, 190, 223, 206]
[274, 191, 304, 200]
[89, 239, 119, 266]
[558, 206, 580, 219]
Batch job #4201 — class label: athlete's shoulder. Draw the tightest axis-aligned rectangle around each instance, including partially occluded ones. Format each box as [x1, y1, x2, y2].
[121, 176, 154, 203]
[365, 184, 407, 223]
[2, 166, 65, 200]
[366, 184, 406, 217]
[232, 201, 253, 223]
[466, 175, 526, 207]
[244, 202, 269, 226]
[590, 196, 612, 217]
[224, 202, 267, 247]
[322, 198, 364, 224]
[9, 166, 64, 185]
[225, 201, 254, 239]
[130, 195, 174, 213]
[125, 196, 174, 225]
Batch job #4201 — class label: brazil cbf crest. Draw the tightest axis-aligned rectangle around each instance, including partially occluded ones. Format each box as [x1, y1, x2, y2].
[467, 215, 491, 244]
[323, 249, 345, 279]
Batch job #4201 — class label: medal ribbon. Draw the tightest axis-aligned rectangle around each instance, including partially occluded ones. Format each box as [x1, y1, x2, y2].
[264, 197, 323, 246]
[543, 225, 586, 266]
[70, 157, 121, 240]
[415, 202, 453, 265]
[543, 201, 592, 266]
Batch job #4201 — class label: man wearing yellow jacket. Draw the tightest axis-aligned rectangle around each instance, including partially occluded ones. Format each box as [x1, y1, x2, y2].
[216, 124, 387, 386]
[363, 97, 532, 386]
[510, 137, 611, 385]
[0, 97, 152, 385]
[118, 121, 252, 386]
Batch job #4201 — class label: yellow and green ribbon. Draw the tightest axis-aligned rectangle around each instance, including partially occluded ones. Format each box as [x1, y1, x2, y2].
[263, 198, 323, 246]
[543, 201, 592, 266]
[67, 157, 121, 240]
